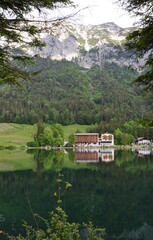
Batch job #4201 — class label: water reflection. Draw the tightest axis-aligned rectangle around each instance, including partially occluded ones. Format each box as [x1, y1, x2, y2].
[113, 223, 153, 240]
[133, 148, 153, 157]
[75, 148, 114, 163]
[0, 148, 153, 239]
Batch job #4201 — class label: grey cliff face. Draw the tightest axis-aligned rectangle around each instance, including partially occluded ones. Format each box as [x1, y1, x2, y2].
[25, 22, 135, 68]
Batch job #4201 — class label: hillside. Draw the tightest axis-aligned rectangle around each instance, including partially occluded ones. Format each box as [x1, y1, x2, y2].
[0, 57, 152, 130]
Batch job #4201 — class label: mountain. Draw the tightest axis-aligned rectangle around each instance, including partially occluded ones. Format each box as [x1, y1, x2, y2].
[23, 22, 135, 69]
[1, 22, 152, 129]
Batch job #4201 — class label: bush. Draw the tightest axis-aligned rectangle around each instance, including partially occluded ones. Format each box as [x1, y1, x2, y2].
[4, 206, 105, 240]
[3, 172, 106, 240]
[26, 141, 38, 147]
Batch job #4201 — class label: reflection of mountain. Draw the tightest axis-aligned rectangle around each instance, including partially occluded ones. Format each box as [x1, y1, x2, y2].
[75, 149, 114, 163]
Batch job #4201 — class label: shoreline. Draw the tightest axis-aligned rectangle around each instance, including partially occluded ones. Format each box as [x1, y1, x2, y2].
[1, 144, 153, 151]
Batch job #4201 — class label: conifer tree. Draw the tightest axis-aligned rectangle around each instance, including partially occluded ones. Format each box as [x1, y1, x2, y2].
[0, 0, 73, 85]
[117, 0, 153, 91]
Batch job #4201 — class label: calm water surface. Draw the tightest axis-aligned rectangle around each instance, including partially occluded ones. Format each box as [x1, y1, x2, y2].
[0, 148, 153, 239]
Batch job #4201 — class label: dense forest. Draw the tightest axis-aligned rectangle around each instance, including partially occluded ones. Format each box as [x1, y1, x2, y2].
[0, 57, 152, 131]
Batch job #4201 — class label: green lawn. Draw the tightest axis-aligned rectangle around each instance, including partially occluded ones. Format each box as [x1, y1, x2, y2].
[62, 124, 89, 141]
[0, 123, 36, 147]
[0, 123, 90, 147]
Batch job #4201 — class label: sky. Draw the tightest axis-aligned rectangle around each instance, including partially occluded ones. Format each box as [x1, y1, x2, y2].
[66, 0, 137, 28]
[32, 0, 138, 29]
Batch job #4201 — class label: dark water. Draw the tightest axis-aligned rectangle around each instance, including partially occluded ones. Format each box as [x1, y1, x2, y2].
[0, 148, 153, 239]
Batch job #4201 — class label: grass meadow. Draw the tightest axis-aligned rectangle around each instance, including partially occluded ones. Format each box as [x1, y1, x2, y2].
[0, 123, 37, 147]
[0, 123, 89, 147]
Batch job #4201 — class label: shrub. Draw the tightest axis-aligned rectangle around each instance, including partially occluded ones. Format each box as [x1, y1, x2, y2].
[4, 206, 105, 240]
[26, 141, 38, 147]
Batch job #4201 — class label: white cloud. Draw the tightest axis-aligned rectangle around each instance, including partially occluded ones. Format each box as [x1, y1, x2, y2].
[29, 0, 138, 28]
[71, 0, 137, 28]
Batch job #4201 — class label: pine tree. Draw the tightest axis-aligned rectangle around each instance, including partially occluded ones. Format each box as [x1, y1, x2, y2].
[0, 0, 73, 85]
[117, 0, 153, 91]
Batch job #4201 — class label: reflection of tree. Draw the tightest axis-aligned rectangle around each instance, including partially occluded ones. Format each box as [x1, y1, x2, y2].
[32, 149, 153, 174]
[52, 151, 65, 172]
[0, 170, 57, 234]
[33, 149, 65, 172]
[115, 150, 135, 166]
[1, 150, 153, 237]
[63, 165, 153, 237]
[115, 223, 153, 240]
[115, 149, 153, 173]
[34, 150, 46, 172]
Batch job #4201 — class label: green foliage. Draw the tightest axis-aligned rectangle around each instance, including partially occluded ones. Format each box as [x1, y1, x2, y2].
[117, 0, 153, 91]
[36, 120, 45, 139]
[26, 141, 39, 147]
[114, 119, 153, 144]
[0, 0, 73, 85]
[4, 206, 105, 240]
[34, 122, 64, 147]
[82, 222, 106, 240]
[114, 128, 135, 145]
[0, 58, 152, 128]
[3, 171, 105, 240]
[46, 206, 79, 240]
[68, 133, 75, 145]
[4, 206, 79, 240]
[123, 120, 153, 140]
[0, 123, 89, 147]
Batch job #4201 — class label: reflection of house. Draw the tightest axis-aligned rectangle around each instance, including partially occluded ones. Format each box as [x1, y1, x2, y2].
[135, 137, 151, 145]
[136, 148, 152, 157]
[74, 133, 114, 147]
[99, 149, 114, 162]
[75, 148, 114, 163]
[75, 150, 99, 162]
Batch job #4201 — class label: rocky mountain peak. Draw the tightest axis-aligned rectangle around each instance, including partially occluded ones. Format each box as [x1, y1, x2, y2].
[23, 22, 135, 68]
[100, 22, 123, 31]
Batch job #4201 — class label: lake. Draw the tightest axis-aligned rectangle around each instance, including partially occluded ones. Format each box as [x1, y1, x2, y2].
[0, 148, 153, 239]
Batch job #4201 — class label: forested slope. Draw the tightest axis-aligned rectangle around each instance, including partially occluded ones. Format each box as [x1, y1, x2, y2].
[0, 57, 152, 130]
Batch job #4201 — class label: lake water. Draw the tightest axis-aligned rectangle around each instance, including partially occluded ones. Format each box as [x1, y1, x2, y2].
[0, 148, 153, 239]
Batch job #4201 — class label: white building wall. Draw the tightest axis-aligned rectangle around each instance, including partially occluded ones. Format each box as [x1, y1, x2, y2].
[100, 133, 114, 146]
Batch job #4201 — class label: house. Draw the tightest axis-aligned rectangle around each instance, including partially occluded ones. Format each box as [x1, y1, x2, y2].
[74, 132, 114, 147]
[74, 133, 99, 147]
[135, 137, 151, 145]
[100, 133, 114, 146]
